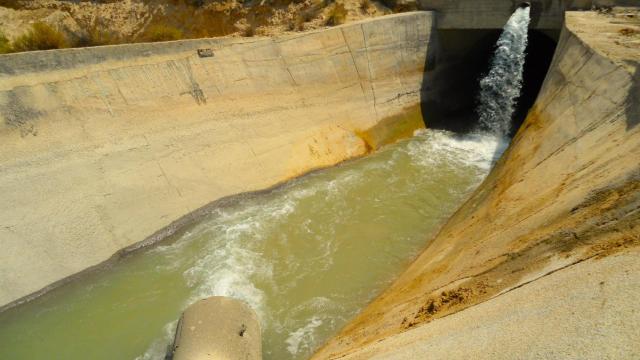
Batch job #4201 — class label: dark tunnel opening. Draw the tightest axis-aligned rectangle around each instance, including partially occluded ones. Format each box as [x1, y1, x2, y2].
[420, 28, 559, 135]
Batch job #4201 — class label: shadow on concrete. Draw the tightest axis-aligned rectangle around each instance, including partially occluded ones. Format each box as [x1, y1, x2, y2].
[419, 25, 558, 137]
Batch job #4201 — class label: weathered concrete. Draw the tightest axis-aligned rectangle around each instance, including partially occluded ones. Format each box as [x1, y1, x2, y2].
[313, 10, 639, 359]
[0, 12, 433, 309]
[330, 248, 640, 359]
[169, 297, 261, 360]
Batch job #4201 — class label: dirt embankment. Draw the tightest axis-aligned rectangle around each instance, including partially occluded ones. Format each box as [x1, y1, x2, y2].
[0, 0, 414, 48]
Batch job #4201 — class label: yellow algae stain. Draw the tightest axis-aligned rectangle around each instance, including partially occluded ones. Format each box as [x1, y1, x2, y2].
[355, 104, 426, 151]
[284, 105, 426, 180]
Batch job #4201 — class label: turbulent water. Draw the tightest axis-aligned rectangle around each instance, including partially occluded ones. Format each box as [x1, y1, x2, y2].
[0, 129, 507, 360]
[477, 6, 531, 136]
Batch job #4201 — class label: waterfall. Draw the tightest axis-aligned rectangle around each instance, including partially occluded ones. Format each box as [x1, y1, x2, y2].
[477, 5, 531, 137]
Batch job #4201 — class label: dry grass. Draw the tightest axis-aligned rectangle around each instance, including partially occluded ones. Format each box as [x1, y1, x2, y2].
[11, 22, 68, 52]
[138, 24, 184, 42]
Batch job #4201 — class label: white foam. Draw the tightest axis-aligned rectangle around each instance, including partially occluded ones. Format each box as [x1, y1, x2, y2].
[135, 320, 178, 360]
[285, 316, 323, 356]
[407, 130, 508, 172]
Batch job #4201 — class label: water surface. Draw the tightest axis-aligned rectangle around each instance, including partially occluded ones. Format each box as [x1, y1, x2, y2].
[0, 129, 506, 360]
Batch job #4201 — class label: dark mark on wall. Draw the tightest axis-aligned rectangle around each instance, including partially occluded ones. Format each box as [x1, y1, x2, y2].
[197, 48, 214, 58]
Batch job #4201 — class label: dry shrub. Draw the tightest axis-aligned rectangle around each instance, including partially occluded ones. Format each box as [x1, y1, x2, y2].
[289, 14, 306, 31]
[360, 0, 374, 12]
[326, 2, 347, 26]
[242, 24, 256, 37]
[139, 24, 184, 42]
[0, 0, 22, 9]
[75, 27, 121, 47]
[0, 31, 11, 54]
[303, 0, 325, 19]
[11, 22, 68, 52]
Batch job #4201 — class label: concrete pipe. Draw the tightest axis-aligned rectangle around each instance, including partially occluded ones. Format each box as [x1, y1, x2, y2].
[167, 296, 262, 360]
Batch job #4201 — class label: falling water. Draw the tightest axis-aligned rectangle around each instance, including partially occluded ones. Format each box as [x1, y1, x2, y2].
[477, 5, 531, 136]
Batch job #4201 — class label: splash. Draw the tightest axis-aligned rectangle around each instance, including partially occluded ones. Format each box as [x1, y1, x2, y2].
[477, 6, 531, 136]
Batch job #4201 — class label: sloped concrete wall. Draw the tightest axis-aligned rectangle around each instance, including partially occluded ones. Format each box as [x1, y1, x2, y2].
[0, 12, 434, 308]
[313, 10, 639, 359]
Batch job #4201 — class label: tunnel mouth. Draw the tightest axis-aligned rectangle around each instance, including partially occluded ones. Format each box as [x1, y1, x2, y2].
[420, 28, 559, 136]
[518, 2, 531, 9]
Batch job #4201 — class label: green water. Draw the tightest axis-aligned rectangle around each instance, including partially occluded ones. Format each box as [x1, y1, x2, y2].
[0, 129, 505, 360]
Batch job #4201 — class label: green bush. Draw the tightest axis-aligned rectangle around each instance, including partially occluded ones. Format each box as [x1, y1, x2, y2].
[139, 24, 184, 42]
[11, 22, 68, 52]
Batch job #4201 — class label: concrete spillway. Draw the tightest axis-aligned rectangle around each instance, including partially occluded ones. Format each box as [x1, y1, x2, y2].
[0, 128, 505, 359]
[0, 13, 432, 309]
[0, 4, 638, 360]
[313, 10, 640, 359]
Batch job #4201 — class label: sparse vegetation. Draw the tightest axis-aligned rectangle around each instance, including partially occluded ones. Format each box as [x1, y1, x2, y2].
[138, 24, 184, 42]
[11, 22, 68, 52]
[326, 2, 347, 26]
[0, 0, 388, 53]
